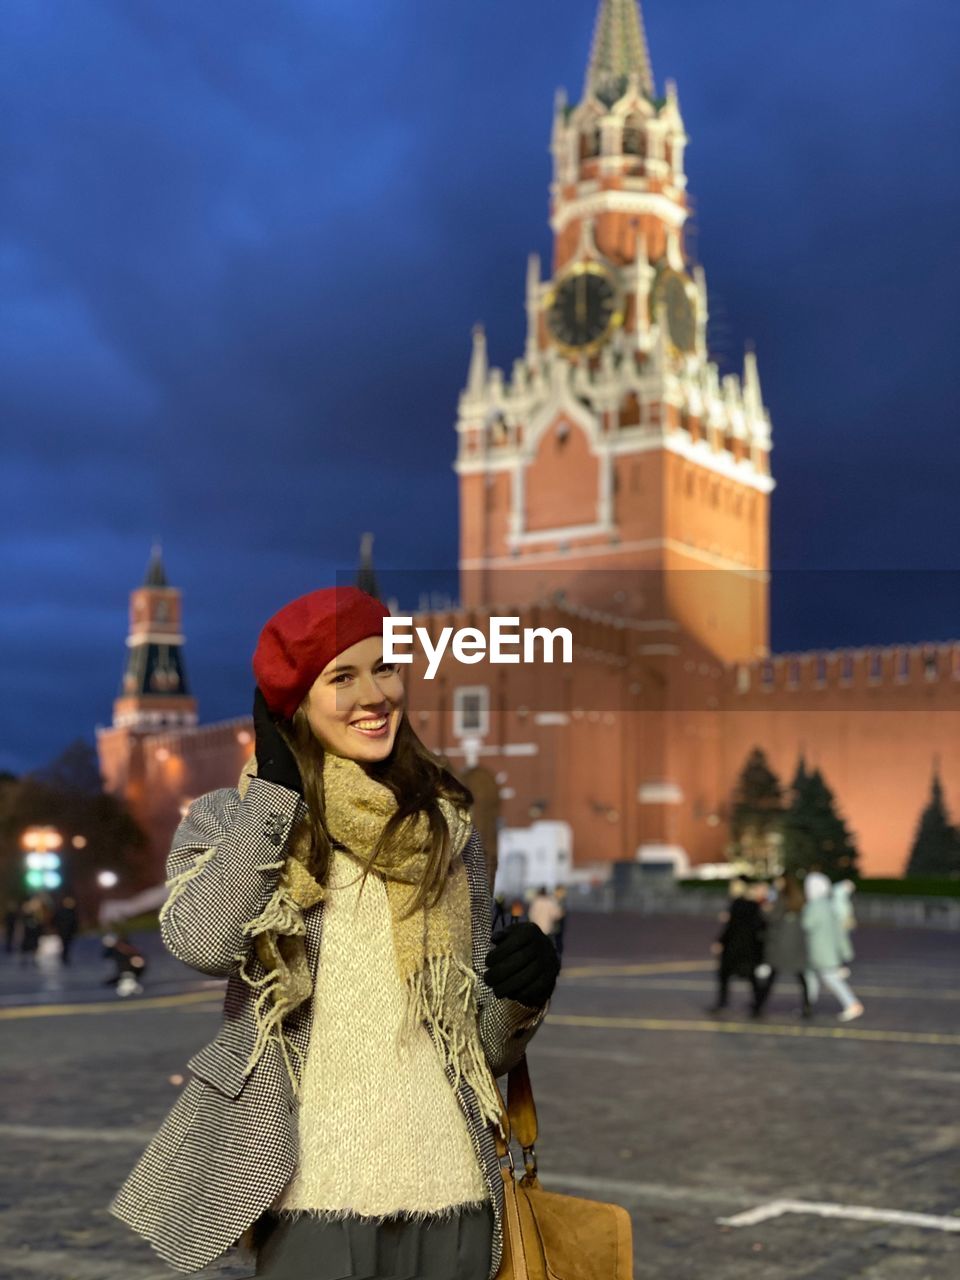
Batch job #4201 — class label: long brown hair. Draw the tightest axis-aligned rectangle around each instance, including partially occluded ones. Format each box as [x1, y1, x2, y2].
[780, 871, 805, 913]
[279, 709, 472, 919]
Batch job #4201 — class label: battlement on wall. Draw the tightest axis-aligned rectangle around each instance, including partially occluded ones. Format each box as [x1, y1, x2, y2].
[730, 642, 960, 696]
[139, 715, 254, 756]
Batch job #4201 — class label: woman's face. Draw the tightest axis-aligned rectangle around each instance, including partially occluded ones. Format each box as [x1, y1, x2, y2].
[304, 634, 404, 762]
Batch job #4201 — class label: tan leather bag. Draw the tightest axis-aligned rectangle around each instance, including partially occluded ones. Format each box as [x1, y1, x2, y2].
[492, 1055, 634, 1280]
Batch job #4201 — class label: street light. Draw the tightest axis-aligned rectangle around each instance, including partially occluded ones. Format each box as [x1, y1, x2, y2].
[20, 826, 63, 891]
[97, 870, 119, 890]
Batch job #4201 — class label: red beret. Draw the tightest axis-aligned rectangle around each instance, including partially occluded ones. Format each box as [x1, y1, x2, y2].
[252, 586, 390, 718]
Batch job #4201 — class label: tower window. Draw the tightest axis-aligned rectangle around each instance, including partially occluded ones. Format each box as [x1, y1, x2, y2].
[622, 120, 646, 157]
[454, 686, 489, 737]
[869, 651, 883, 681]
[580, 128, 601, 159]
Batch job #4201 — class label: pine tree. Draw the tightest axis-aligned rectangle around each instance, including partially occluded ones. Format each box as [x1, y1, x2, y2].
[729, 747, 784, 866]
[906, 770, 960, 877]
[782, 761, 859, 878]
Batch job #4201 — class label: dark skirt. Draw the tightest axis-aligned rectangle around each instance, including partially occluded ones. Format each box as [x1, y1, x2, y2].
[255, 1203, 495, 1280]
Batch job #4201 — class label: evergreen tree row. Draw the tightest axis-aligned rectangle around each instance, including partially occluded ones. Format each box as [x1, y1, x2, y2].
[729, 748, 960, 878]
[729, 749, 858, 878]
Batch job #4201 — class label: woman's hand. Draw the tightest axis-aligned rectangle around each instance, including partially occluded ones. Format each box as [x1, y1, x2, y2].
[252, 687, 303, 795]
[483, 921, 560, 1009]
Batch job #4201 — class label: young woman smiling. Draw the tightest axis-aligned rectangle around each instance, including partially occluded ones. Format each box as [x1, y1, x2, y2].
[111, 586, 559, 1280]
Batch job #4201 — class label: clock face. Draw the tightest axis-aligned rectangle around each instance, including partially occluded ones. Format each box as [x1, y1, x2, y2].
[652, 269, 697, 353]
[545, 265, 620, 353]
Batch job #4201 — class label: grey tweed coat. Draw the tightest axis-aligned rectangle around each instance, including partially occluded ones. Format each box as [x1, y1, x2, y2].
[110, 775, 547, 1277]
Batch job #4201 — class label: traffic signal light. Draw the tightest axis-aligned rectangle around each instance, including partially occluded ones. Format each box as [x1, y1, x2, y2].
[24, 851, 62, 891]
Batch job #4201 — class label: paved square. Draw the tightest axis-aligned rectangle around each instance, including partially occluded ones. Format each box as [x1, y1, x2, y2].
[1, 913, 957, 1278]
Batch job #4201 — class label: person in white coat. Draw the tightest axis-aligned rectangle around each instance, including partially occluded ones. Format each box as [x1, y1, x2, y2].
[802, 870, 864, 1022]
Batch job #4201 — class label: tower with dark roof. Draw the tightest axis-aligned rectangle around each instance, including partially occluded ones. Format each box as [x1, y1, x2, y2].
[112, 544, 198, 731]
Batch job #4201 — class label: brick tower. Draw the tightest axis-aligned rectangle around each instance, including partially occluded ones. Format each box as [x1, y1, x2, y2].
[456, 0, 774, 664]
[112, 544, 198, 731]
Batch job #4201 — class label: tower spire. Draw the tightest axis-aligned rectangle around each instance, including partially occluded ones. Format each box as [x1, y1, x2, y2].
[356, 531, 381, 601]
[584, 0, 655, 106]
[144, 540, 168, 587]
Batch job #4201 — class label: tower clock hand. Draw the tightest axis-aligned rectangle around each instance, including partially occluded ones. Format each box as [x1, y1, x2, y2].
[576, 272, 586, 327]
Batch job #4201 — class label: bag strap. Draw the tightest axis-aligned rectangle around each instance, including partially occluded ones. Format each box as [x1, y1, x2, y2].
[507, 1054, 539, 1149]
[491, 1054, 541, 1184]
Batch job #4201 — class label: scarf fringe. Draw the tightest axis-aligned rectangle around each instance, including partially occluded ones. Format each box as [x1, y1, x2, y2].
[243, 881, 308, 942]
[397, 953, 504, 1134]
[238, 956, 306, 1094]
[159, 846, 217, 925]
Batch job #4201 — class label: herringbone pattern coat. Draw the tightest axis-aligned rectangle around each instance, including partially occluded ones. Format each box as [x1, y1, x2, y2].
[111, 776, 547, 1276]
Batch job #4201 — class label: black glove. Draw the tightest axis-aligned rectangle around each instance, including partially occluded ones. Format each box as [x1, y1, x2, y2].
[252, 687, 303, 794]
[483, 922, 559, 1010]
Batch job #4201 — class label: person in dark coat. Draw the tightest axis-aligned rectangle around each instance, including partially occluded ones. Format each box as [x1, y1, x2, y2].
[709, 878, 766, 1014]
[18, 896, 44, 967]
[754, 873, 811, 1017]
[3, 899, 20, 954]
[102, 932, 148, 995]
[53, 895, 80, 965]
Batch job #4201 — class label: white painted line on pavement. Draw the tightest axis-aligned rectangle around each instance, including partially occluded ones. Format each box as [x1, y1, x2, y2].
[897, 1068, 960, 1085]
[0, 1123, 154, 1144]
[718, 1198, 960, 1233]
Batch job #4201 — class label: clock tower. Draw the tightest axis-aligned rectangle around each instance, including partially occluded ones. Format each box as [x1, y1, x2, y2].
[112, 544, 198, 731]
[456, 0, 773, 663]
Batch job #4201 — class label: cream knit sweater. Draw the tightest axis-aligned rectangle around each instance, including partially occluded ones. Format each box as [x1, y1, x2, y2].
[276, 848, 490, 1219]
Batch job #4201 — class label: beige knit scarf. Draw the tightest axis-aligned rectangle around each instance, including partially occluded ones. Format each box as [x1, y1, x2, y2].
[183, 753, 502, 1129]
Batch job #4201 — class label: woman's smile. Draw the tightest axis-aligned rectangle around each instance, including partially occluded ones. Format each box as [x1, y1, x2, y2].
[305, 635, 405, 761]
[349, 715, 390, 738]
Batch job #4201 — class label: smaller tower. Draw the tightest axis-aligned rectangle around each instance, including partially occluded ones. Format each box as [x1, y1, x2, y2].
[112, 545, 198, 731]
[356, 531, 381, 600]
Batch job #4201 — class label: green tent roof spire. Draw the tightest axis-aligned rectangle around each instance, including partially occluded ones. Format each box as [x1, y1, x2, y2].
[584, 0, 655, 106]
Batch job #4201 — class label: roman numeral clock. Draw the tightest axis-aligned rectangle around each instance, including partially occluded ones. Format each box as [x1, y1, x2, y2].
[543, 261, 624, 357]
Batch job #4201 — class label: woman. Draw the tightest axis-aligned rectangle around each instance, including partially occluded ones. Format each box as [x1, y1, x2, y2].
[111, 586, 559, 1279]
[708, 878, 766, 1015]
[802, 869, 864, 1022]
[831, 878, 857, 971]
[753, 872, 810, 1017]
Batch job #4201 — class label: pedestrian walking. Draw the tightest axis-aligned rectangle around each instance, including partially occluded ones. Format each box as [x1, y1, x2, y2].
[528, 886, 564, 961]
[753, 873, 811, 1017]
[111, 586, 558, 1278]
[508, 895, 527, 924]
[552, 884, 569, 961]
[831, 879, 857, 971]
[53, 895, 80, 965]
[102, 932, 148, 995]
[709, 878, 766, 1015]
[802, 870, 864, 1022]
[491, 893, 509, 932]
[18, 896, 44, 967]
[3, 898, 20, 954]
